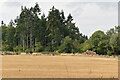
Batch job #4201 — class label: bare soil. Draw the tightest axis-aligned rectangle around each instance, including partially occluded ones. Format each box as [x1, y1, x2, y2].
[2, 55, 118, 78]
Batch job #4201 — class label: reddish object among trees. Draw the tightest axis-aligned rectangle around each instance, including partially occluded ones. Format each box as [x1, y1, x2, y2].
[84, 50, 96, 55]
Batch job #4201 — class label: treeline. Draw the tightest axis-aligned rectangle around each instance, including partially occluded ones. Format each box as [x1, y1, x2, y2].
[1, 3, 87, 54]
[81, 27, 120, 55]
[1, 3, 120, 55]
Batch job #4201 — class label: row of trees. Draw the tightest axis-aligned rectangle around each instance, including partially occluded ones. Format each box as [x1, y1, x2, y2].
[81, 26, 120, 55]
[1, 3, 87, 53]
[1, 3, 120, 55]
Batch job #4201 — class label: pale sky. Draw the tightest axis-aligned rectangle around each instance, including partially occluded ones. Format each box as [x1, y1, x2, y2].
[0, 0, 119, 37]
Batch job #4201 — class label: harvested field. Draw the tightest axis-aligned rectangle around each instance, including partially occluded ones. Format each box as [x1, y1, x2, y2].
[2, 55, 118, 78]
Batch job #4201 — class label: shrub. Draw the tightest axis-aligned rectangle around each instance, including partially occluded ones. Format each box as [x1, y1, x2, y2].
[44, 46, 52, 52]
[13, 46, 23, 52]
[35, 43, 44, 52]
[25, 49, 33, 54]
[2, 44, 9, 51]
[58, 36, 73, 53]
[107, 50, 112, 56]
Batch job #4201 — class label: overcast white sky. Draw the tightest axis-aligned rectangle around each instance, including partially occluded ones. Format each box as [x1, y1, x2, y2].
[0, 0, 119, 37]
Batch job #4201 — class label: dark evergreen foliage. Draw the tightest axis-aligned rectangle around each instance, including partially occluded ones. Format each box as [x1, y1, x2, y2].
[1, 4, 87, 53]
[1, 3, 119, 55]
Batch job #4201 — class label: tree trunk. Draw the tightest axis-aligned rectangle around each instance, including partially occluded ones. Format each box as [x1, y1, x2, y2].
[22, 38, 25, 51]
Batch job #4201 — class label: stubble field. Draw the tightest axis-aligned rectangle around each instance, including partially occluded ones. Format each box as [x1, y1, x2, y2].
[2, 55, 118, 78]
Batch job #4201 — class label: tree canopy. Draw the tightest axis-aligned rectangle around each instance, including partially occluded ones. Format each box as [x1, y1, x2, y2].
[1, 3, 120, 55]
[1, 3, 87, 53]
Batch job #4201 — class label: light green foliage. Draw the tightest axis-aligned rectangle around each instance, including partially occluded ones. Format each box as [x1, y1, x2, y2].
[107, 50, 112, 56]
[58, 36, 73, 53]
[44, 46, 52, 52]
[81, 30, 109, 54]
[109, 33, 120, 55]
[25, 49, 33, 54]
[72, 39, 80, 53]
[97, 40, 109, 54]
[35, 43, 44, 52]
[106, 26, 120, 55]
[2, 44, 9, 51]
[90, 31, 107, 54]
[13, 46, 23, 52]
[81, 40, 94, 52]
